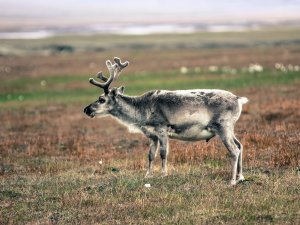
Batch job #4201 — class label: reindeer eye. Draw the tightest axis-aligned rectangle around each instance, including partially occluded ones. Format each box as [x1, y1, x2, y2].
[98, 98, 106, 104]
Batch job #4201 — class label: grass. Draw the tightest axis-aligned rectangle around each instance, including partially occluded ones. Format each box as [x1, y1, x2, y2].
[1, 80, 299, 224]
[0, 69, 299, 106]
[1, 27, 300, 55]
[1, 29, 300, 224]
[1, 162, 299, 224]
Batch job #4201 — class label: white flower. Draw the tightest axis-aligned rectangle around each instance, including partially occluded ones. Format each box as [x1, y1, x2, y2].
[248, 64, 263, 73]
[275, 63, 282, 69]
[208, 65, 218, 72]
[248, 64, 255, 73]
[256, 64, 263, 72]
[288, 64, 294, 71]
[274, 63, 288, 73]
[180, 67, 188, 74]
[98, 160, 103, 165]
[294, 65, 300, 72]
[40, 80, 47, 87]
[144, 183, 151, 188]
[280, 65, 287, 73]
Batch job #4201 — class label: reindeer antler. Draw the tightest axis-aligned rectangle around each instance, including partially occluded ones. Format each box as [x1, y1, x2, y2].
[114, 57, 129, 73]
[89, 57, 129, 94]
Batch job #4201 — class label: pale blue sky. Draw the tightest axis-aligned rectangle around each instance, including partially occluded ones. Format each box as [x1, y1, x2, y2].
[1, 0, 300, 29]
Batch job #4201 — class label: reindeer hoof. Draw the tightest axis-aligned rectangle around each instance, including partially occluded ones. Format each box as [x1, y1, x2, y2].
[237, 175, 245, 183]
[229, 179, 237, 186]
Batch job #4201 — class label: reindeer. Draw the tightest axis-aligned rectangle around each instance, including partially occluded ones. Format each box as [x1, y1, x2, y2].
[84, 57, 248, 185]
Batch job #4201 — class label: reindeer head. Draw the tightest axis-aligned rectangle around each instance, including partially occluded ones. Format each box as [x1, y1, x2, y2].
[83, 57, 129, 118]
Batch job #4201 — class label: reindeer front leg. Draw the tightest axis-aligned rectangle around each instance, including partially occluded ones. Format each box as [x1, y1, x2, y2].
[141, 127, 159, 178]
[156, 128, 169, 176]
[145, 137, 158, 178]
[142, 126, 169, 177]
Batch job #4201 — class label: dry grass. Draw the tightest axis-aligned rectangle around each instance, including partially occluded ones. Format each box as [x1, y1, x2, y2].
[1, 34, 300, 223]
[1, 84, 299, 224]
[1, 84, 299, 168]
[1, 46, 300, 80]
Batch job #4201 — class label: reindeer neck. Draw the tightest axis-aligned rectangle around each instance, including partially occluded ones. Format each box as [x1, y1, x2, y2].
[109, 94, 145, 125]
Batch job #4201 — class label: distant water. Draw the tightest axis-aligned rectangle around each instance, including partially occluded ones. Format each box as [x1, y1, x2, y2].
[0, 30, 55, 39]
[0, 23, 260, 39]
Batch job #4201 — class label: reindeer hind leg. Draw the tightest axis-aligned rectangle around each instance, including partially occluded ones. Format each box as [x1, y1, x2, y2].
[234, 136, 244, 182]
[217, 126, 241, 185]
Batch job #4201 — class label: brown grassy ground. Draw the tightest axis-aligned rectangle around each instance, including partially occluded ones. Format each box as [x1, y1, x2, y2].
[1, 83, 300, 224]
[1, 46, 300, 79]
[1, 83, 299, 170]
[0, 43, 300, 224]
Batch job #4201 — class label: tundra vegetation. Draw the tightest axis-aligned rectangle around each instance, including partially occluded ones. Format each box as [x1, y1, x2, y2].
[0, 28, 300, 224]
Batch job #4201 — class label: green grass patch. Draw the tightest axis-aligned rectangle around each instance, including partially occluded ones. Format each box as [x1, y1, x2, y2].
[0, 70, 299, 108]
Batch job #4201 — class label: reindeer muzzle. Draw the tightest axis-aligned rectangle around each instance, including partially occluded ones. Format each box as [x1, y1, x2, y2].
[83, 105, 95, 118]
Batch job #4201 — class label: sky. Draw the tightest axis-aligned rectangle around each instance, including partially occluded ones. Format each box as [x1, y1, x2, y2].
[1, 0, 300, 30]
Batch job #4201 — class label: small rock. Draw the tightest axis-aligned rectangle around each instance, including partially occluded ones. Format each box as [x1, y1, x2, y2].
[144, 183, 151, 188]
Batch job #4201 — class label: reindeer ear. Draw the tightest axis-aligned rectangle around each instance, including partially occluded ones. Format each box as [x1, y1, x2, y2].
[109, 88, 117, 97]
[117, 86, 125, 94]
